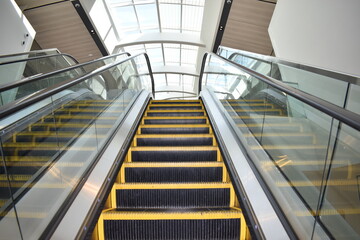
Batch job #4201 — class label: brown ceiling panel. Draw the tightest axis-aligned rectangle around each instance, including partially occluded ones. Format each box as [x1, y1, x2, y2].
[20, 1, 102, 63]
[221, 0, 275, 55]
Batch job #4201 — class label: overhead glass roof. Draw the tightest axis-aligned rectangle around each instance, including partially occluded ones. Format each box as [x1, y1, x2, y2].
[104, 0, 206, 99]
[106, 0, 205, 37]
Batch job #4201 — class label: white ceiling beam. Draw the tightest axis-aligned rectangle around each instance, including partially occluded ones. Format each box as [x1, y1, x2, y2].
[114, 32, 205, 50]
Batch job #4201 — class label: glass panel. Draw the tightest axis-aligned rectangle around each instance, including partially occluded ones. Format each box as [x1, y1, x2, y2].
[0, 55, 77, 86]
[181, 45, 198, 66]
[159, 3, 180, 31]
[164, 44, 180, 65]
[136, 4, 159, 32]
[201, 53, 341, 238]
[0, 54, 152, 238]
[112, 6, 139, 37]
[166, 73, 180, 86]
[346, 84, 360, 114]
[319, 123, 360, 239]
[0, 53, 129, 109]
[0, 150, 22, 239]
[182, 5, 203, 32]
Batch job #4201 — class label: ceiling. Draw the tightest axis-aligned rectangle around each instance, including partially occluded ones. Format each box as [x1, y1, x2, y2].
[221, 0, 276, 56]
[15, 0, 103, 63]
[15, 0, 276, 61]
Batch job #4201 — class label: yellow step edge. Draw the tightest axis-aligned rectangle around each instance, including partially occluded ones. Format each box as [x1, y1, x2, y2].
[122, 161, 224, 168]
[31, 123, 112, 128]
[139, 124, 210, 128]
[0, 182, 68, 188]
[15, 132, 105, 138]
[232, 115, 290, 120]
[5, 161, 84, 167]
[233, 109, 282, 113]
[251, 145, 327, 150]
[266, 159, 349, 166]
[151, 100, 201, 103]
[148, 104, 203, 107]
[244, 132, 314, 138]
[146, 109, 205, 113]
[42, 115, 117, 120]
[277, 179, 359, 187]
[237, 123, 302, 129]
[134, 134, 214, 138]
[101, 207, 243, 220]
[130, 146, 219, 152]
[113, 182, 231, 190]
[4, 156, 53, 162]
[2, 145, 96, 151]
[226, 103, 274, 107]
[222, 99, 265, 102]
[0, 174, 31, 181]
[143, 116, 207, 120]
[0, 211, 47, 218]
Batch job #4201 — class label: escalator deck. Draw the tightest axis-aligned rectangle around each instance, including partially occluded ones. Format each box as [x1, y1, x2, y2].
[94, 100, 250, 240]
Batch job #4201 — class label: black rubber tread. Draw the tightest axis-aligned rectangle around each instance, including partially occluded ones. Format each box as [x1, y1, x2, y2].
[136, 137, 213, 146]
[131, 150, 217, 162]
[144, 119, 206, 125]
[147, 112, 204, 117]
[140, 127, 209, 134]
[104, 218, 240, 240]
[125, 167, 222, 182]
[116, 188, 230, 208]
[151, 101, 201, 104]
[149, 106, 202, 110]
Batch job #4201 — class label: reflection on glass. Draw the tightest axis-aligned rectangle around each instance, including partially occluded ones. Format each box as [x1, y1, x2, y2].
[0, 54, 152, 238]
[201, 53, 360, 238]
[319, 123, 360, 239]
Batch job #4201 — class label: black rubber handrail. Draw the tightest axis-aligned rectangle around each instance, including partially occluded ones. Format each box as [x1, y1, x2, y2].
[0, 48, 60, 58]
[0, 53, 79, 65]
[199, 52, 360, 131]
[219, 46, 360, 85]
[0, 52, 155, 119]
[0, 52, 130, 93]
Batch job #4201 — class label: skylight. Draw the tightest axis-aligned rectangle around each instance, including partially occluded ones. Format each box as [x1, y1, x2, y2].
[106, 0, 205, 38]
[105, 0, 206, 99]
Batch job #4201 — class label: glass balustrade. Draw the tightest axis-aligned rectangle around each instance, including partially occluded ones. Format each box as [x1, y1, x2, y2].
[0, 53, 153, 239]
[218, 46, 360, 112]
[0, 53, 129, 109]
[201, 53, 360, 239]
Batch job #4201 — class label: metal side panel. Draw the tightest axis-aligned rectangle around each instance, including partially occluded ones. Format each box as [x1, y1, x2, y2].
[51, 91, 150, 240]
[201, 89, 290, 240]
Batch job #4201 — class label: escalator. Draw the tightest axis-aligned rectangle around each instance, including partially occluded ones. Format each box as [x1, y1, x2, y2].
[0, 48, 359, 240]
[0, 98, 125, 210]
[93, 99, 249, 239]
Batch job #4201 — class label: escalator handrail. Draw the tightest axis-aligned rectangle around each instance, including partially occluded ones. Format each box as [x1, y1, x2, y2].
[219, 46, 360, 85]
[0, 48, 60, 59]
[199, 52, 360, 131]
[0, 53, 79, 65]
[0, 52, 130, 93]
[0, 52, 154, 119]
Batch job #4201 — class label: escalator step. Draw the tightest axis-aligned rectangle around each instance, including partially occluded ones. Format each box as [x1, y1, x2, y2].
[125, 166, 222, 182]
[147, 112, 204, 117]
[131, 148, 218, 162]
[149, 106, 202, 110]
[140, 127, 209, 134]
[116, 188, 229, 208]
[102, 209, 242, 240]
[137, 137, 213, 146]
[144, 118, 206, 125]
[151, 101, 201, 104]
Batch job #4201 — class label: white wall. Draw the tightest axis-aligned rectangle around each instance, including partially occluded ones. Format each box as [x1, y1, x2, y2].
[269, 0, 360, 77]
[0, 0, 35, 55]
